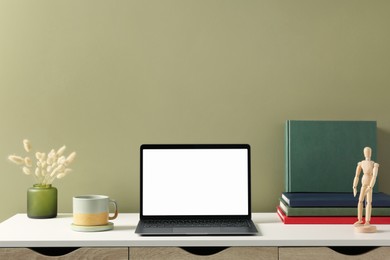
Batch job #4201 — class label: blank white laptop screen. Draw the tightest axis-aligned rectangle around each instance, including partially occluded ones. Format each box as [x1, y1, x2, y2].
[142, 148, 249, 216]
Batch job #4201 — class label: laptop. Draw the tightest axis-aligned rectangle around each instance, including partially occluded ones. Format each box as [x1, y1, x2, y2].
[135, 144, 258, 235]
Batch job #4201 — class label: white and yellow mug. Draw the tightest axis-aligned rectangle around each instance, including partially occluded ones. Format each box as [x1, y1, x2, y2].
[73, 195, 118, 226]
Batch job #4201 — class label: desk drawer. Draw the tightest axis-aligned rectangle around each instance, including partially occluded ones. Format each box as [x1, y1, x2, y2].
[279, 247, 390, 260]
[130, 247, 277, 260]
[0, 247, 128, 260]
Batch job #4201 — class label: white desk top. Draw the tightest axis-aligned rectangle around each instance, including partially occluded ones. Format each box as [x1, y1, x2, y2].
[1, 213, 390, 247]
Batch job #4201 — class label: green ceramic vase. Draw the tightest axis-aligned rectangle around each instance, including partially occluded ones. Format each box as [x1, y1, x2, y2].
[27, 184, 57, 218]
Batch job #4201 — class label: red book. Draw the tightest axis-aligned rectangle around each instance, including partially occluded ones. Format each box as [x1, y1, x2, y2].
[277, 207, 390, 224]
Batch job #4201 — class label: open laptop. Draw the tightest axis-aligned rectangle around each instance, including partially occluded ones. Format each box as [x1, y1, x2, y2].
[135, 144, 258, 235]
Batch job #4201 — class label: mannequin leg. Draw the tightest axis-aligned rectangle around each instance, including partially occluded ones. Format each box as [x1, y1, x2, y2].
[354, 189, 365, 226]
[365, 191, 373, 225]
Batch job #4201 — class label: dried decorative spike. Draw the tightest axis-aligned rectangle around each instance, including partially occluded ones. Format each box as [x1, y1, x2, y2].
[35, 168, 40, 177]
[23, 167, 31, 175]
[8, 155, 25, 165]
[56, 173, 66, 179]
[36, 152, 42, 160]
[56, 146, 66, 156]
[65, 152, 76, 164]
[24, 157, 32, 167]
[23, 139, 32, 152]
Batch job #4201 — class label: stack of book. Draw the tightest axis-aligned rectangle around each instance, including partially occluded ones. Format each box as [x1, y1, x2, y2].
[277, 192, 390, 224]
[278, 120, 390, 224]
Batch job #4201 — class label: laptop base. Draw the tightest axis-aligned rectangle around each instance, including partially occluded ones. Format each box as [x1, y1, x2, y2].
[135, 219, 258, 236]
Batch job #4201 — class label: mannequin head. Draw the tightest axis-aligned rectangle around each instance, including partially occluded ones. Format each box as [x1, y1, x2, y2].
[363, 147, 372, 160]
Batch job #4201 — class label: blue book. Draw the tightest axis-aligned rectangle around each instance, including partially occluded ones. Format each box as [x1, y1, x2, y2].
[279, 198, 390, 216]
[282, 192, 390, 207]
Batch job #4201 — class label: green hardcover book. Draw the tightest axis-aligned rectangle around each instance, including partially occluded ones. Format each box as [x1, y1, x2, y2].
[285, 120, 377, 192]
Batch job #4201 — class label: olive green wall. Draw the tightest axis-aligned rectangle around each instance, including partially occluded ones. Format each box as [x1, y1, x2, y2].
[1, 0, 390, 222]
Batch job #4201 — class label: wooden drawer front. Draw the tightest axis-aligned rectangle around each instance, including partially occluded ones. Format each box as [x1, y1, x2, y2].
[279, 247, 390, 260]
[0, 247, 128, 260]
[130, 247, 277, 260]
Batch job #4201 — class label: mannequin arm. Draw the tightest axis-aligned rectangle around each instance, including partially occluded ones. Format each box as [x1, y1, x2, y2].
[363, 163, 379, 196]
[368, 163, 379, 189]
[353, 163, 362, 197]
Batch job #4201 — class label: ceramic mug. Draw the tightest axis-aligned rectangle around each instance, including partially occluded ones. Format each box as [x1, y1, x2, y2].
[73, 195, 118, 226]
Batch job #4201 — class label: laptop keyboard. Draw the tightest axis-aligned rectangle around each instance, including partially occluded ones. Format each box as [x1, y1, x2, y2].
[143, 218, 251, 228]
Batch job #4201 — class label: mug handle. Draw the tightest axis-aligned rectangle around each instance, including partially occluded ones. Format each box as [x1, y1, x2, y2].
[109, 199, 118, 220]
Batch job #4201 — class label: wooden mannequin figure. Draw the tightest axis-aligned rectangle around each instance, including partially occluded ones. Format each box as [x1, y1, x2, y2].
[353, 147, 379, 233]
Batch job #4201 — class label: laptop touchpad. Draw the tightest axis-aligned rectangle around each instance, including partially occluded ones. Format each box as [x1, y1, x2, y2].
[173, 227, 221, 234]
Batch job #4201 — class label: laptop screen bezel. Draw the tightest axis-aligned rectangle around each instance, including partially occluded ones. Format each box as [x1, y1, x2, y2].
[139, 144, 252, 220]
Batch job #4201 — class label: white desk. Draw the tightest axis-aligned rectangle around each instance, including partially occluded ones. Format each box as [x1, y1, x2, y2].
[1, 213, 390, 247]
[1, 213, 390, 259]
